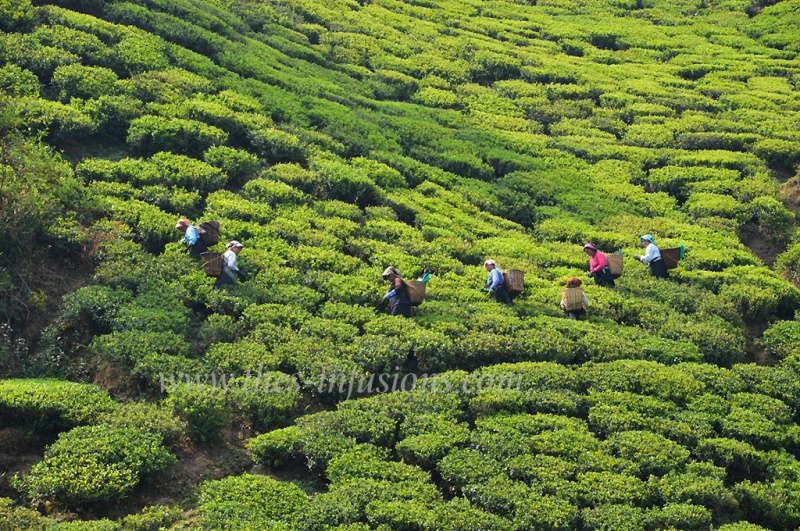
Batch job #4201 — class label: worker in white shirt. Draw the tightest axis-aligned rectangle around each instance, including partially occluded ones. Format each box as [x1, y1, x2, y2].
[633, 234, 668, 278]
[214, 240, 245, 289]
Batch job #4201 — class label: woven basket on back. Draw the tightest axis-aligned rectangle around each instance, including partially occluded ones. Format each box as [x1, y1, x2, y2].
[197, 220, 221, 245]
[562, 287, 586, 312]
[607, 253, 623, 278]
[405, 280, 426, 307]
[503, 269, 524, 297]
[661, 247, 680, 270]
[200, 252, 224, 277]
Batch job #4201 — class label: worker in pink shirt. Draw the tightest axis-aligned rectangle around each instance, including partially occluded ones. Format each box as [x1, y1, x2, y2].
[583, 243, 615, 287]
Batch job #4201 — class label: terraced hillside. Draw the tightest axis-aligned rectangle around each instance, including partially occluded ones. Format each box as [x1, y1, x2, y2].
[1, 0, 800, 528]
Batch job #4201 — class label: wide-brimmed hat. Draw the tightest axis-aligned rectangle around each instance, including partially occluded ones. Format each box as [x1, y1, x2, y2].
[382, 266, 401, 279]
[227, 240, 243, 249]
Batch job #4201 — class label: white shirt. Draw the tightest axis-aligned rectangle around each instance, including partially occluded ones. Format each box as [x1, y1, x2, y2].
[640, 242, 661, 264]
[222, 249, 239, 271]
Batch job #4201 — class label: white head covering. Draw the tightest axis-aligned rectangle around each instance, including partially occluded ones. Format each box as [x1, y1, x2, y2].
[484, 259, 497, 267]
[226, 240, 243, 249]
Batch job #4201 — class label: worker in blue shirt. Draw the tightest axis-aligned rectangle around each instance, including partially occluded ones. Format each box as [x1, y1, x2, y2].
[175, 218, 208, 258]
[481, 259, 512, 305]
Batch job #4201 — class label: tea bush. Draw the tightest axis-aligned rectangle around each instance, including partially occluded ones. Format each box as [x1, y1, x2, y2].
[14, 424, 174, 506]
[51, 64, 118, 102]
[0, 379, 116, 433]
[166, 383, 232, 443]
[0, 64, 41, 97]
[247, 425, 301, 469]
[204, 145, 260, 187]
[119, 505, 183, 531]
[127, 115, 227, 156]
[13, 97, 96, 144]
[97, 402, 186, 448]
[761, 320, 800, 363]
[0, 497, 49, 530]
[197, 474, 308, 530]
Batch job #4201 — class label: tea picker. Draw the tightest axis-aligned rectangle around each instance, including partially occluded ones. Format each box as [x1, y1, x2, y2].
[633, 234, 669, 279]
[583, 242, 615, 287]
[175, 218, 208, 258]
[481, 259, 513, 305]
[380, 266, 412, 317]
[213, 240, 245, 289]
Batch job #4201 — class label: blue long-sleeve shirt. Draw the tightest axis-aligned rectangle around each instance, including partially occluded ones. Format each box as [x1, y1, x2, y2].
[181, 225, 200, 246]
[486, 268, 504, 289]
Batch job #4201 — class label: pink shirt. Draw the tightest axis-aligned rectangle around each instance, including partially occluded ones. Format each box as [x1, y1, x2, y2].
[589, 251, 609, 274]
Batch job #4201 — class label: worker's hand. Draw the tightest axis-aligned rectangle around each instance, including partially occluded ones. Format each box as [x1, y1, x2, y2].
[488, 288, 495, 295]
[238, 270, 248, 282]
[480, 287, 489, 293]
[587, 271, 595, 278]
[377, 298, 387, 309]
[633, 254, 642, 261]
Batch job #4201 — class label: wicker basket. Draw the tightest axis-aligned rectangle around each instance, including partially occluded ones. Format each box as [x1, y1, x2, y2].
[562, 288, 586, 312]
[197, 220, 221, 245]
[661, 247, 680, 270]
[607, 253, 623, 279]
[200, 252, 224, 277]
[503, 269, 524, 297]
[405, 280, 426, 307]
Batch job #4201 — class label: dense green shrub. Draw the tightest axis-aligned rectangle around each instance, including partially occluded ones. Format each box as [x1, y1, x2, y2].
[606, 431, 691, 477]
[204, 145, 260, 187]
[113, 32, 170, 74]
[119, 505, 183, 531]
[0, 64, 41, 97]
[14, 425, 174, 506]
[13, 97, 96, 143]
[127, 115, 227, 156]
[48, 519, 121, 530]
[166, 383, 232, 443]
[249, 126, 304, 164]
[733, 479, 800, 531]
[228, 375, 301, 433]
[97, 402, 186, 448]
[762, 320, 800, 362]
[0, 496, 49, 530]
[247, 425, 301, 468]
[753, 138, 800, 169]
[748, 196, 796, 244]
[197, 474, 307, 530]
[654, 462, 739, 513]
[51, 64, 118, 102]
[0, 379, 116, 433]
[582, 504, 647, 531]
[647, 502, 712, 531]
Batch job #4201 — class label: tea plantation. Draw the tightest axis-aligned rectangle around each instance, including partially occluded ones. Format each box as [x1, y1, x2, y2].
[1, 0, 800, 528]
